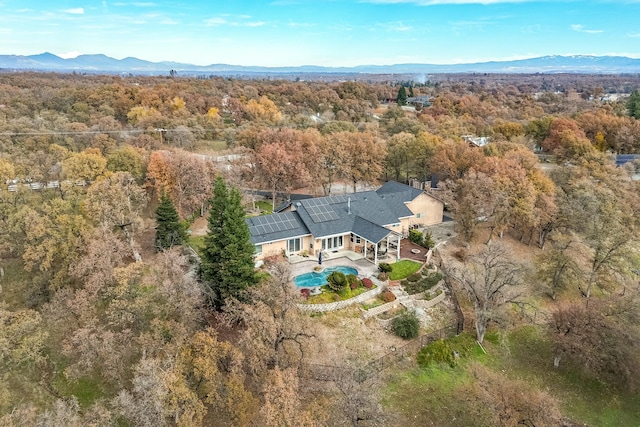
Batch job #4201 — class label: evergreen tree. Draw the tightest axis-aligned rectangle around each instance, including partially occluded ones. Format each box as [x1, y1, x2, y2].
[200, 176, 257, 310]
[628, 89, 640, 119]
[154, 192, 187, 251]
[397, 86, 407, 106]
[409, 86, 415, 97]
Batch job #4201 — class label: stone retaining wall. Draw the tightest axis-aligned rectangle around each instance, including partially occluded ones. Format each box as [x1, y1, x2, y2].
[297, 278, 385, 313]
[361, 299, 401, 320]
[414, 288, 446, 309]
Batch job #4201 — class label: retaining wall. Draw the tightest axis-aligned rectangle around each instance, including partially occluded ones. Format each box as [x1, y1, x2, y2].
[361, 299, 401, 320]
[297, 278, 385, 312]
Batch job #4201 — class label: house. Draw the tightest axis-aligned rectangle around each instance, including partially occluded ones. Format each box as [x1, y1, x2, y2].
[406, 96, 432, 109]
[615, 154, 640, 167]
[245, 181, 444, 264]
[463, 135, 490, 147]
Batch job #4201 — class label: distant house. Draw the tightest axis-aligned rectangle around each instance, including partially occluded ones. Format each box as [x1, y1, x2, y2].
[615, 154, 640, 167]
[463, 135, 490, 148]
[406, 96, 432, 109]
[245, 181, 444, 265]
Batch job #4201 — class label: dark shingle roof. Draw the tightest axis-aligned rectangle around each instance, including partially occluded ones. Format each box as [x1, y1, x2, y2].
[248, 181, 425, 244]
[351, 216, 394, 243]
[295, 190, 400, 239]
[616, 154, 640, 167]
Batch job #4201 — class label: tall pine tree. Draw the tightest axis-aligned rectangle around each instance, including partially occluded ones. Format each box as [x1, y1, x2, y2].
[200, 176, 258, 310]
[155, 192, 187, 251]
[628, 89, 640, 119]
[397, 86, 407, 106]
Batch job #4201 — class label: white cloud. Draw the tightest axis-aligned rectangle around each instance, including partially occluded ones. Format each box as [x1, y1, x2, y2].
[205, 17, 227, 26]
[288, 22, 316, 28]
[570, 24, 603, 34]
[59, 50, 82, 59]
[627, 32, 640, 38]
[205, 16, 266, 27]
[63, 8, 85, 14]
[375, 21, 413, 32]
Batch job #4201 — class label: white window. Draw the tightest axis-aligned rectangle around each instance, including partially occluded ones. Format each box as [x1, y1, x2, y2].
[254, 244, 263, 255]
[322, 236, 344, 250]
[416, 213, 424, 219]
[288, 238, 301, 253]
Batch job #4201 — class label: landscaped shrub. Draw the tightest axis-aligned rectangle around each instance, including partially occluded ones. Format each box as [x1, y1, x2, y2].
[422, 232, 435, 249]
[346, 273, 359, 290]
[392, 311, 420, 339]
[327, 271, 348, 292]
[378, 262, 393, 273]
[378, 272, 389, 281]
[362, 278, 374, 289]
[425, 271, 443, 287]
[382, 289, 396, 303]
[407, 230, 435, 249]
[400, 279, 409, 287]
[339, 286, 352, 299]
[403, 271, 444, 295]
[407, 272, 422, 283]
[300, 288, 311, 299]
[409, 229, 424, 246]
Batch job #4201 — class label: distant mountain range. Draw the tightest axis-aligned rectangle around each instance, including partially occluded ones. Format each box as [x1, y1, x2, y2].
[1, 53, 640, 76]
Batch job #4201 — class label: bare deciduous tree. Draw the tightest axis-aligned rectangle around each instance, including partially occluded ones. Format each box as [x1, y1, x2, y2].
[226, 261, 316, 374]
[449, 243, 523, 343]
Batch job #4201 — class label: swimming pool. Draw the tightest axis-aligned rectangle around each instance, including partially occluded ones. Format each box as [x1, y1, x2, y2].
[294, 266, 358, 288]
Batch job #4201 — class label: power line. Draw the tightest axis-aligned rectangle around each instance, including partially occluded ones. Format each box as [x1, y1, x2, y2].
[0, 127, 219, 137]
[0, 129, 145, 136]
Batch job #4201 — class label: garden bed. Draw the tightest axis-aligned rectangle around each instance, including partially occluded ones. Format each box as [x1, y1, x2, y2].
[305, 284, 373, 304]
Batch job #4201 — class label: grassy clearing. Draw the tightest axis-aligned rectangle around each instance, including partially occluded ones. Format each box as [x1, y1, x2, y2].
[505, 326, 640, 426]
[0, 258, 30, 309]
[388, 260, 422, 280]
[187, 235, 206, 255]
[383, 326, 640, 426]
[195, 139, 228, 152]
[384, 333, 492, 427]
[53, 375, 106, 407]
[254, 200, 273, 214]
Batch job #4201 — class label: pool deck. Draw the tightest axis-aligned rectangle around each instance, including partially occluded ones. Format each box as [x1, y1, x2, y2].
[289, 254, 380, 281]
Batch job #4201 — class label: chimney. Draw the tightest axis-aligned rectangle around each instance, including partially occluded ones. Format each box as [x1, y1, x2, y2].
[347, 197, 351, 215]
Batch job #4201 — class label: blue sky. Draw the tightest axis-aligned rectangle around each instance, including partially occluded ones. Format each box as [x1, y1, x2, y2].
[1, 1, 639, 67]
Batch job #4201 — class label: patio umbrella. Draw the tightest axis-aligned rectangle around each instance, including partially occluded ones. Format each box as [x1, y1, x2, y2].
[318, 251, 322, 265]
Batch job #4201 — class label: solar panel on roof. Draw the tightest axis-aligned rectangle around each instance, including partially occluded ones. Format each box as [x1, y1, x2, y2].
[307, 202, 339, 223]
[250, 212, 301, 235]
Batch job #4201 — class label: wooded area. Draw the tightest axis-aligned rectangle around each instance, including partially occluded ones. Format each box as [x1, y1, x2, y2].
[1, 71, 639, 426]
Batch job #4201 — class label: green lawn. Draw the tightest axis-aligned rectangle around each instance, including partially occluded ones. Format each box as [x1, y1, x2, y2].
[255, 200, 273, 214]
[187, 235, 206, 255]
[388, 260, 422, 280]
